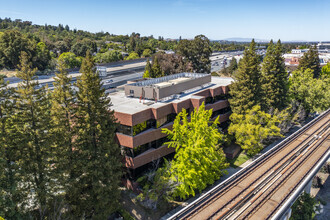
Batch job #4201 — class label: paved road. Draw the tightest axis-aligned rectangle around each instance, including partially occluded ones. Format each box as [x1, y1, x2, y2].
[6, 61, 146, 89]
[5, 52, 243, 88]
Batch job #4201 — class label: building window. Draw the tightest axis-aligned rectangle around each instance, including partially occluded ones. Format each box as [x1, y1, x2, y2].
[117, 124, 133, 136]
[132, 119, 156, 136]
[211, 107, 231, 118]
[121, 146, 134, 157]
[213, 94, 230, 102]
[205, 96, 213, 104]
[130, 90, 134, 95]
[133, 143, 150, 157]
[167, 113, 177, 123]
[123, 136, 170, 158]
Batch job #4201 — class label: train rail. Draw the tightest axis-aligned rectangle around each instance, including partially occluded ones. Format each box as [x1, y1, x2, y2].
[168, 109, 330, 220]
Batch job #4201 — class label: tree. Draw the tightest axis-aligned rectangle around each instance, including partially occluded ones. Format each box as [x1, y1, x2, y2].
[228, 57, 238, 75]
[151, 56, 163, 78]
[260, 40, 288, 111]
[14, 51, 53, 218]
[142, 48, 152, 57]
[152, 53, 193, 76]
[229, 39, 262, 114]
[34, 41, 51, 71]
[124, 52, 139, 60]
[94, 50, 123, 63]
[50, 59, 76, 216]
[321, 62, 330, 77]
[54, 40, 71, 54]
[68, 51, 122, 218]
[298, 45, 321, 78]
[176, 35, 212, 73]
[162, 103, 228, 199]
[58, 52, 82, 69]
[143, 58, 152, 78]
[289, 68, 330, 113]
[290, 192, 316, 220]
[71, 39, 97, 57]
[0, 75, 23, 219]
[228, 105, 283, 156]
[0, 30, 33, 69]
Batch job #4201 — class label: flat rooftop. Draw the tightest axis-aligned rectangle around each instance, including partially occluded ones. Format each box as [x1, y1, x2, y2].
[128, 73, 207, 88]
[109, 76, 233, 115]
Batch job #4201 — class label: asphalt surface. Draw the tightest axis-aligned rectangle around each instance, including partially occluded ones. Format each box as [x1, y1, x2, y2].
[5, 51, 244, 89]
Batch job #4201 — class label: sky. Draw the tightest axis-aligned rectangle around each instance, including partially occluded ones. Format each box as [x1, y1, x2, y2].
[0, 0, 329, 41]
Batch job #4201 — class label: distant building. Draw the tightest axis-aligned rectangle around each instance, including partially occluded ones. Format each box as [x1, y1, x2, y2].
[291, 49, 309, 54]
[109, 73, 233, 187]
[317, 42, 330, 53]
[285, 57, 300, 66]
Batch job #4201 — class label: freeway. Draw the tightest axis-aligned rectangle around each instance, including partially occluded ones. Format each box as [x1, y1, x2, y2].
[6, 61, 146, 89]
[5, 51, 243, 89]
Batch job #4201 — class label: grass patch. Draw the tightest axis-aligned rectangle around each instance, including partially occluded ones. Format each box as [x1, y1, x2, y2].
[228, 151, 251, 168]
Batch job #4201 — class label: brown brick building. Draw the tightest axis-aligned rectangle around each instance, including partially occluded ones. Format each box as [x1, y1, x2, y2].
[108, 73, 233, 180]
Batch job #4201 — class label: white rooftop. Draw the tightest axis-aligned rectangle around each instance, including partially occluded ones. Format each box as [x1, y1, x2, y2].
[109, 76, 233, 115]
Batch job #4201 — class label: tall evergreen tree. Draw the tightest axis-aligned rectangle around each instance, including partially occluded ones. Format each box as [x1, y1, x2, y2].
[143, 58, 153, 78]
[298, 45, 321, 78]
[228, 57, 238, 75]
[261, 40, 288, 111]
[68, 51, 122, 218]
[50, 59, 76, 213]
[229, 39, 262, 114]
[14, 51, 53, 218]
[151, 56, 163, 78]
[0, 76, 23, 219]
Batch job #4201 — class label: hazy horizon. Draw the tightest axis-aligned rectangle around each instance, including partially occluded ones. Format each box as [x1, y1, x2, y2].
[0, 0, 329, 41]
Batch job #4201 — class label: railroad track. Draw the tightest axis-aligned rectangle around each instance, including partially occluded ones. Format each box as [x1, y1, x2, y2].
[168, 109, 330, 220]
[222, 125, 329, 220]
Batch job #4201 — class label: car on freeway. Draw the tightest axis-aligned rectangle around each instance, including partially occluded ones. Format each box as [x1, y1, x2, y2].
[105, 79, 113, 83]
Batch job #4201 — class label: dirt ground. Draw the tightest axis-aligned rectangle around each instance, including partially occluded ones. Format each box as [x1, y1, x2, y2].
[0, 70, 16, 77]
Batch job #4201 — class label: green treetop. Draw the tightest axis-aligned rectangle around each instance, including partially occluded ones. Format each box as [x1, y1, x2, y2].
[321, 62, 330, 77]
[176, 35, 212, 73]
[289, 68, 330, 114]
[229, 39, 262, 114]
[0, 75, 23, 219]
[151, 56, 163, 78]
[261, 40, 288, 111]
[162, 103, 228, 199]
[143, 58, 152, 78]
[68, 51, 122, 218]
[298, 45, 321, 78]
[290, 192, 316, 220]
[228, 57, 238, 75]
[50, 58, 76, 211]
[14, 51, 53, 218]
[228, 105, 283, 156]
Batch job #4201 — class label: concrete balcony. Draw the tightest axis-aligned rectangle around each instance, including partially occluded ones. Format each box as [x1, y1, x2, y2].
[124, 144, 175, 169]
[116, 122, 173, 148]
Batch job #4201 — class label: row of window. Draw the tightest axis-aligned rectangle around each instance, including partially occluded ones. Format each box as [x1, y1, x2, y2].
[121, 107, 232, 158]
[121, 136, 170, 158]
[117, 97, 229, 136]
[205, 94, 231, 104]
[211, 107, 232, 118]
[117, 111, 184, 136]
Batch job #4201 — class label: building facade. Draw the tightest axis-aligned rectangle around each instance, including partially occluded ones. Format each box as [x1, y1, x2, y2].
[108, 73, 233, 181]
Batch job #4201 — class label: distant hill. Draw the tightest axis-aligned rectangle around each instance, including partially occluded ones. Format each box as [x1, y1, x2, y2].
[223, 38, 269, 43]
